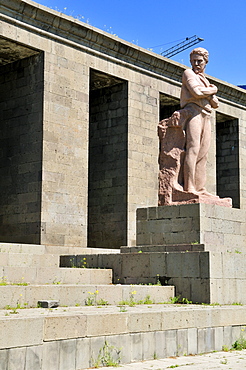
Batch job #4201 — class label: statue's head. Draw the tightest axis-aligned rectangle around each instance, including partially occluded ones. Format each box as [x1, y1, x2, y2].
[190, 47, 209, 64]
[190, 47, 209, 74]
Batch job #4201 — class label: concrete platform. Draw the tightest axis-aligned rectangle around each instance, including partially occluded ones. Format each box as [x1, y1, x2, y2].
[0, 284, 174, 308]
[0, 304, 246, 369]
[97, 349, 246, 369]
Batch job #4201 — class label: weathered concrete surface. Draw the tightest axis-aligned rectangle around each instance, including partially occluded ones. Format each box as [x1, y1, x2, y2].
[0, 304, 245, 369]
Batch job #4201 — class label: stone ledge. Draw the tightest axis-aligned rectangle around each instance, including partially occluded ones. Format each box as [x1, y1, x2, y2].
[1, 304, 246, 349]
[120, 244, 205, 253]
[0, 284, 174, 309]
[1, 266, 112, 285]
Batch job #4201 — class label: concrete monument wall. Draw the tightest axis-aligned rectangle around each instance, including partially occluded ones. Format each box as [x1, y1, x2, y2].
[0, 0, 246, 247]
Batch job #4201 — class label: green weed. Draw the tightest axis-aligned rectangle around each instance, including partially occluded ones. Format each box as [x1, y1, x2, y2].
[202, 302, 221, 306]
[143, 295, 154, 304]
[166, 296, 192, 304]
[93, 341, 121, 368]
[232, 335, 246, 350]
[97, 298, 109, 306]
[156, 274, 162, 286]
[119, 306, 127, 312]
[85, 290, 98, 306]
[53, 279, 61, 285]
[80, 257, 87, 268]
[222, 345, 229, 352]
[220, 358, 227, 364]
[118, 293, 154, 306]
[5, 301, 28, 314]
[0, 277, 7, 286]
[0, 277, 28, 286]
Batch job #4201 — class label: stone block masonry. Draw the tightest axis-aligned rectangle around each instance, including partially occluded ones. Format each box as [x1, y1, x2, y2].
[137, 203, 246, 251]
[63, 249, 246, 304]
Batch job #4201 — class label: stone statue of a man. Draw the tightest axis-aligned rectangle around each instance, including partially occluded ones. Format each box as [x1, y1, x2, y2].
[181, 47, 219, 195]
[158, 47, 232, 207]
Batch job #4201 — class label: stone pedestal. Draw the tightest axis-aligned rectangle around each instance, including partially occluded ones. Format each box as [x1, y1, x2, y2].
[137, 203, 246, 252]
[134, 204, 246, 304]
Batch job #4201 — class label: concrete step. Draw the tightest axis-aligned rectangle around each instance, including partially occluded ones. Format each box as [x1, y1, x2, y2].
[0, 243, 46, 254]
[120, 244, 205, 253]
[60, 252, 171, 285]
[60, 251, 246, 304]
[0, 242, 120, 255]
[0, 251, 119, 269]
[0, 284, 174, 308]
[0, 304, 246, 369]
[0, 252, 60, 268]
[1, 266, 112, 285]
[45, 245, 120, 255]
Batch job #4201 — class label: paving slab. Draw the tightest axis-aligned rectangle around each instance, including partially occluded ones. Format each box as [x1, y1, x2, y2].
[93, 349, 246, 369]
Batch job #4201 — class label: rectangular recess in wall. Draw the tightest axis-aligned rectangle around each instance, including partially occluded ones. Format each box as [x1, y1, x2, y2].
[88, 69, 128, 248]
[0, 48, 44, 243]
[216, 112, 240, 208]
[159, 93, 180, 121]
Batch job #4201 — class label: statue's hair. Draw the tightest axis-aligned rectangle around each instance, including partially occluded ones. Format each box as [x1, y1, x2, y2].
[190, 47, 209, 64]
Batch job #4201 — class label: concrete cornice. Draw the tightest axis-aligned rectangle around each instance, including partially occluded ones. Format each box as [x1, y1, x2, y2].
[1, 0, 246, 108]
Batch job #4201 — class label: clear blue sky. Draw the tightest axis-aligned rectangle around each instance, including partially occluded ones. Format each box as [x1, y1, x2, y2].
[36, 0, 245, 86]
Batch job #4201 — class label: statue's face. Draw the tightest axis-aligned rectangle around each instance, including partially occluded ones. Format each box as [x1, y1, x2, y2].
[190, 54, 206, 74]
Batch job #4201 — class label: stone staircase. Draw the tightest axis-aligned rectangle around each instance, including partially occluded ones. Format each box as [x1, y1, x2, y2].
[0, 250, 112, 286]
[0, 242, 174, 309]
[1, 241, 246, 370]
[60, 241, 246, 305]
